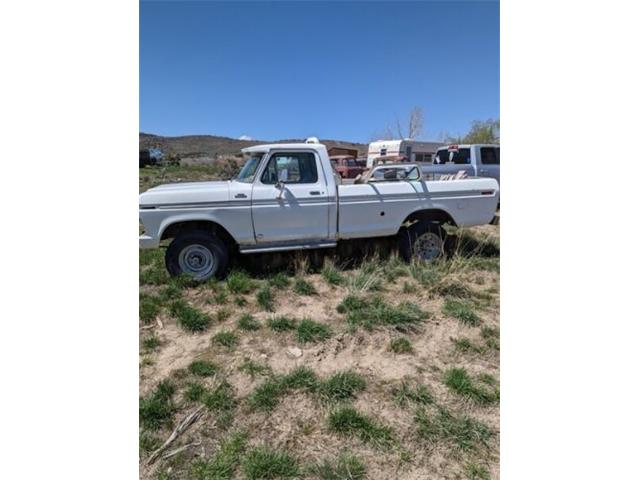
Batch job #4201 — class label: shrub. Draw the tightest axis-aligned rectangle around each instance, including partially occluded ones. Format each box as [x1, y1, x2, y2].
[242, 446, 300, 480]
[269, 272, 292, 289]
[139, 294, 162, 324]
[442, 298, 481, 326]
[139, 380, 176, 430]
[237, 314, 261, 331]
[296, 319, 332, 343]
[142, 334, 161, 352]
[338, 296, 426, 331]
[389, 338, 413, 354]
[169, 300, 212, 332]
[443, 367, 499, 405]
[185, 382, 206, 402]
[415, 407, 492, 452]
[293, 278, 317, 295]
[189, 360, 219, 377]
[256, 285, 275, 312]
[319, 371, 366, 401]
[267, 316, 297, 332]
[226, 271, 257, 294]
[212, 331, 239, 349]
[327, 406, 394, 447]
[321, 263, 344, 286]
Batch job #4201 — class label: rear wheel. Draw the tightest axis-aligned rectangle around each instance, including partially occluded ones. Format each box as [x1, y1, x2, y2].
[165, 231, 229, 281]
[399, 222, 446, 262]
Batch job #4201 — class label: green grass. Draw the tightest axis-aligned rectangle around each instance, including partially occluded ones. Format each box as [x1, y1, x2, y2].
[191, 432, 247, 480]
[464, 463, 491, 480]
[309, 453, 366, 480]
[139, 248, 163, 267]
[481, 326, 500, 350]
[402, 281, 418, 294]
[443, 367, 499, 405]
[212, 331, 239, 349]
[237, 314, 261, 331]
[242, 445, 300, 480]
[415, 407, 492, 452]
[159, 283, 183, 302]
[348, 266, 383, 292]
[248, 377, 287, 411]
[142, 334, 161, 352]
[392, 381, 434, 407]
[327, 406, 394, 448]
[169, 300, 212, 332]
[189, 360, 219, 377]
[293, 277, 317, 295]
[296, 318, 332, 343]
[267, 316, 297, 332]
[451, 337, 486, 354]
[203, 380, 237, 412]
[256, 285, 275, 312]
[337, 295, 426, 331]
[389, 337, 414, 354]
[140, 265, 170, 286]
[238, 358, 271, 378]
[234, 296, 247, 306]
[214, 289, 229, 304]
[226, 271, 257, 294]
[139, 430, 162, 454]
[139, 380, 176, 430]
[280, 366, 319, 391]
[139, 293, 162, 324]
[408, 262, 441, 286]
[269, 272, 291, 289]
[321, 263, 344, 286]
[217, 308, 232, 322]
[185, 382, 206, 402]
[248, 367, 319, 411]
[319, 371, 366, 401]
[442, 298, 481, 326]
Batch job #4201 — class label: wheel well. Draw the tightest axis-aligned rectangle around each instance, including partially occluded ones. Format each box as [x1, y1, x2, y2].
[161, 220, 237, 249]
[401, 209, 457, 229]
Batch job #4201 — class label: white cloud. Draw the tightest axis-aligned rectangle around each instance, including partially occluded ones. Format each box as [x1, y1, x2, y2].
[238, 135, 252, 141]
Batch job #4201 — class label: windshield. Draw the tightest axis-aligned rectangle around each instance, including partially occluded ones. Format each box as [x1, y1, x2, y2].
[235, 153, 264, 183]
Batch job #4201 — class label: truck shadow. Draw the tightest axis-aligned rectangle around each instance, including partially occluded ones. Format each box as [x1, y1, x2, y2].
[232, 230, 499, 277]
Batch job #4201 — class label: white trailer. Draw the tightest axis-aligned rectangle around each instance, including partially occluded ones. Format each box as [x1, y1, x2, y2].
[366, 139, 444, 168]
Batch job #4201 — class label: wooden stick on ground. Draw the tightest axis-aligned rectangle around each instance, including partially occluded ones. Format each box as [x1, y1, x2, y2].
[162, 441, 202, 460]
[147, 406, 205, 465]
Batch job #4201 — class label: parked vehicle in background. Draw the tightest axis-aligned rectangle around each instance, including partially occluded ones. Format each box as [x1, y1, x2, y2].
[139, 148, 164, 168]
[426, 144, 500, 183]
[367, 139, 444, 168]
[139, 139, 499, 281]
[330, 155, 367, 179]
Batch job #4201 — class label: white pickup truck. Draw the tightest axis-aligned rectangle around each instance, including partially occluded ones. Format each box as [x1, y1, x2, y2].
[139, 139, 499, 280]
[427, 144, 500, 183]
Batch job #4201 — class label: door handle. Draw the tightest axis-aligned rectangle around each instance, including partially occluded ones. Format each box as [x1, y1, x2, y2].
[310, 191, 321, 195]
[235, 193, 247, 198]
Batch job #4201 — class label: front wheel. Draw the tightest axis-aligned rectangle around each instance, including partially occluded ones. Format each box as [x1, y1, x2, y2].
[399, 222, 446, 262]
[165, 231, 229, 281]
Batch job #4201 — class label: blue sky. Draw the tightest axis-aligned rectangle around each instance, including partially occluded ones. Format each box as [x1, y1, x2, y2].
[140, 1, 499, 142]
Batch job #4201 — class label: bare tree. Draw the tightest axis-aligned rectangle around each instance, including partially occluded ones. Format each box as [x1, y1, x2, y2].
[372, 107, 425, 141]
[395, 107, 424, 139]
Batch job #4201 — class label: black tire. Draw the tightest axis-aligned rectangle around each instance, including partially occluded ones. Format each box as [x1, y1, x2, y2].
[398, 221, 446, 262]
[165, 231, 229, 281]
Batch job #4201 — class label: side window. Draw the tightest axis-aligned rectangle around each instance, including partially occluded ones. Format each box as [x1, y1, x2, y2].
[481, 147, 499, 165]
[435, 149, 470, 164]
[261, 152, 318, 184]
[380, 148, 387, 156]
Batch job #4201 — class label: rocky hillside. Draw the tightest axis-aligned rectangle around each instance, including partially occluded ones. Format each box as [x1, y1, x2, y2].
[140, 133, 367, 159]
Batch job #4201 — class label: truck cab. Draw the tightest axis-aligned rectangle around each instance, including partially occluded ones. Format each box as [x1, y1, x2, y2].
[431, 144, 500, 183]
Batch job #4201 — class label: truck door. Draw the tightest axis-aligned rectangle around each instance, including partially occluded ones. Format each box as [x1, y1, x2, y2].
[478, 146, 500, 183]
[251, 151, 330, 244]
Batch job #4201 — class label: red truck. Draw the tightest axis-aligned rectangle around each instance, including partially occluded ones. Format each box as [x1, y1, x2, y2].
[330, 155, 367, 179]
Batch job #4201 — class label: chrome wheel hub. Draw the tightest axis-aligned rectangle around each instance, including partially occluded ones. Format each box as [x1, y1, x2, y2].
[414, 232, 443, 261]
[178, 244, 217, 280]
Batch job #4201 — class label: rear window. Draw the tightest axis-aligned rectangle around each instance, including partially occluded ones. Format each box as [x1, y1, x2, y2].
[481, 147, 500, 165]
[435, 148, 471, 165]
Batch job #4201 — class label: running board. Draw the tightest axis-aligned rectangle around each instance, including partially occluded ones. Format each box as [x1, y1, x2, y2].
[239, 241, 337, 254]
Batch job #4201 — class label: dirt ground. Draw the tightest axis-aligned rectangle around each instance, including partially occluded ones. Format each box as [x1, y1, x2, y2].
[139, 222, 499, 480]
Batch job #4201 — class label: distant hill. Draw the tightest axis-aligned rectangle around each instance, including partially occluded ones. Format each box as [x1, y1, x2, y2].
[139, 133, 367, 159]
